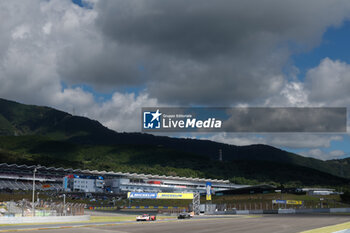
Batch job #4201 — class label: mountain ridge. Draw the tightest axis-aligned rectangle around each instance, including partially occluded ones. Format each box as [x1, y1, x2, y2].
[0, 97, 348, 186]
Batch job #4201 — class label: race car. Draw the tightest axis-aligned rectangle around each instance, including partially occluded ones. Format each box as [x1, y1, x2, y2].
[136, 214, 156, 221]
[177, 212, 192, 219]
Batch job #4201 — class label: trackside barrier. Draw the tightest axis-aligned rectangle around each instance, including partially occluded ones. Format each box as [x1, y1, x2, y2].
[250, 210, 264, 214]
[124, 206, 186, 209]
[263, 210, 278, 214]
[294, 209, 313, 214]
[206, 208, 350, 215]
[278, 209, 295, 214]
[313, 208, 330, 213]
[219, 210, 236, 215]
[0, 215, 90, 224]
[330, 208, 350, 213]
[295, 208, 329, 214]
[89, 206, 118, 210]
[211, 211, 226, 215]
[236, 210, 250, 215]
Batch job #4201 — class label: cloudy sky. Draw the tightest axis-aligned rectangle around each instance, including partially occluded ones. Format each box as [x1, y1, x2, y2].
[1, 0, 350, 160]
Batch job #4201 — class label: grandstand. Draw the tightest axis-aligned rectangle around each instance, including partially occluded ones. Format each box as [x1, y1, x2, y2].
[0, 164, 66, 192]
[0, 179, 62, 191]
[0, 163, 248, 194]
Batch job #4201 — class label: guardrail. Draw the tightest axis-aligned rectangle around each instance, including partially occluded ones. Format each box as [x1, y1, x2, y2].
[87, 206, 187, 210]
[208, 207, 350, 215]
[0, 215, 90, 224]
[125, 206, 186, 209]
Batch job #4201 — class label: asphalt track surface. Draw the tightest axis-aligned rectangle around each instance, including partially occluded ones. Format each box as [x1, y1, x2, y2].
[1, 215, 350, 233]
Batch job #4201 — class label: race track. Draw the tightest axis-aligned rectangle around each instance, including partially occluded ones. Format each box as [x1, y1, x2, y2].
[2, 214, 350, 233]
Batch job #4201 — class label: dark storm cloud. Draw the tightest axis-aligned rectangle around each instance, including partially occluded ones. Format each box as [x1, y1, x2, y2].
[55, 0, 350, 105]
[95, 0, 331, 58]
[97, 0, 260, 58]
[57, 42, 145, 87]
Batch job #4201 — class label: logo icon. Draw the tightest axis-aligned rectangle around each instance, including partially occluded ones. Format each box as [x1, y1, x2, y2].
[143, 109, 162, 129]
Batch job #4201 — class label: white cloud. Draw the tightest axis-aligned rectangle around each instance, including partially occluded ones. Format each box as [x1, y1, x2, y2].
[306, 58, 350, 106]
[87, 92, 159, 132]
[264, 81, 310, 107]
[12, 24, 31, 40]
[203, 133, 343, 149]
[268, 134, 343, 149]
[301, 149, 345, 161]
[205, 133, 265, 146]
[266, 57, 350, 108]
[42, 22, 52, 35]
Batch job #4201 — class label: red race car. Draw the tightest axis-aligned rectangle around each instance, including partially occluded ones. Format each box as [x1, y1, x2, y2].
[136, 214, 156, 221]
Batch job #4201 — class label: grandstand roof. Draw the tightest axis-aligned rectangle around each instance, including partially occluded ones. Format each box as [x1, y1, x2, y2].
[0, 163, 230, 184]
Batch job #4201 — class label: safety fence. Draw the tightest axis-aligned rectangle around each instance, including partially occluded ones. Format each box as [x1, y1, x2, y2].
[212, 200, 350, 211]
[87, 205, 188, 214]
[0, 200, 85, 217]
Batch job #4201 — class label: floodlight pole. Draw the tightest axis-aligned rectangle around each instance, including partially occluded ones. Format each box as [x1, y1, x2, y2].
[32, 167, 37, 217]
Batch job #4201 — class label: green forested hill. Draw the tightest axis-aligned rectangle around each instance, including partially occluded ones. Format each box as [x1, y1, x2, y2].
[0, 98, 348, 187]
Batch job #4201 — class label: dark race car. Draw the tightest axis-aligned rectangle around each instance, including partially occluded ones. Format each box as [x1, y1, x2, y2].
[177, 212, 192, 219]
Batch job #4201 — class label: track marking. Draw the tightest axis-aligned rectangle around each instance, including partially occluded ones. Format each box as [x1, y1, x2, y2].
[300, 222, 350, 233]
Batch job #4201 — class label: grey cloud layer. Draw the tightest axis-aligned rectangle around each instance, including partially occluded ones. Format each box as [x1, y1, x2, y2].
[61, 0, 350, 105]
[205, 133, 343, 149]
[223, 107, 347, 132]
[1, 0, 350, 155]
[2, 0, 350, 107]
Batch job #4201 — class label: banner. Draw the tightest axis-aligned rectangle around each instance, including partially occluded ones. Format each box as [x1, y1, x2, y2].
[272, 200, 286, 204]
[127, 192, 157, 199]
[206, 182, 212, 201]
[157, 193, 194, 199]
[63, 176, 68, 190]
[128, 192, 193, 199]
[272, 200, 303, 205]
[286, 200, 303, 205]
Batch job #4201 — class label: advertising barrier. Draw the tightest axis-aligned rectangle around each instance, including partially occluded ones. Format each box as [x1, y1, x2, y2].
[272, 200, 303, 205]
[272, 200, 286, 204]
[127, 192, 194, 200]
[286, 200, 303, 205]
